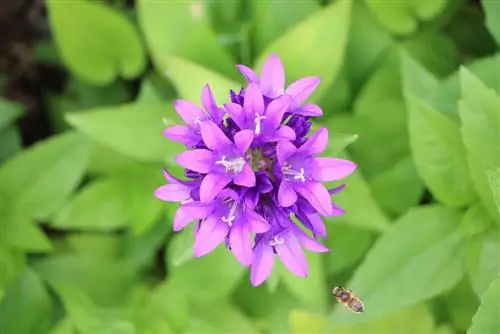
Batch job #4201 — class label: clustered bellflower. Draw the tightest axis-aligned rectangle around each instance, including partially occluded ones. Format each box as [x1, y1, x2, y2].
[155, 54, 357, 286]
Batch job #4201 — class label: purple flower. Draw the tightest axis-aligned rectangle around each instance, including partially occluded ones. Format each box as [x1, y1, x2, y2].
[155, 54, 357, 286]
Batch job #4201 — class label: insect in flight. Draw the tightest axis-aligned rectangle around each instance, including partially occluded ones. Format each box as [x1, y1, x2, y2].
[332, 286, 364, 313]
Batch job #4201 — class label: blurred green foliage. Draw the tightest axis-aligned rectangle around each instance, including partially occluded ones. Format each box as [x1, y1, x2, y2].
[1, 0, 499, 333]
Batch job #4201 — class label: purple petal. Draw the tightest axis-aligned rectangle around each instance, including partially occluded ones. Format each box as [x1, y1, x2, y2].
[162, 169, 188, 185]
[193, 215, 229, 257]
[260, 54, 285, 98]
[224, 103, 246, 129]
[276, 140, 297, 165]
[163, 125, 200, 146]
[294, 227, 329, 252]
[246, 210, 270, 233]
[229, 225, 253, 267]
[243, 83, 265, 117]
[181, 201, 215, 219]
[234, 164, 256, 187]
[295, 104, 323, 117]
[173, 206, 195, 231]
[285, 77, 320, 105]
[278, 181, 297, 207]
[264, 95, 292, 130]
[200, 173, 231, 202]
[155, 184, 190, 202]
[275, 125, 296, 141]
[313, 157, 357, 182]
[244, 189, 259, 209]
[236, 64, 260, 83]
[234, 130, 254, 153]
[298, 127, 328, 155]
[199, 120, 232, 151]
[296, 182, 333, 216]
[251, 242, 275, 287]
[174, 100, 206, 126]
[306, 213, 327, 237]
[275, 235, 308, 277]
[201, 84, 223, 124]
[175, 149, 213, 173]
[328, 184, 346, 194]
[216, 188, 239, 201]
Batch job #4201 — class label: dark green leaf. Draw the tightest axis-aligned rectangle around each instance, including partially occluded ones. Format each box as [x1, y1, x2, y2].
[483, 1, 500, 45]
[0, 98, 23, 133]
[445, 278, 480, 331]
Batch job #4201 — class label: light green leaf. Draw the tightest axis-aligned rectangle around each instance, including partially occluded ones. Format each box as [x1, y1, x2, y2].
[483, 1, 500, 45]
[87, 143, 138, 175]
[445, 278, 480, 332]
[434, 325, 456, 334]
[0, 127, 22, 164]
[252, 1, 319, 54]
[330, 205, 465, 325]
[0, 244, 25, 294]
[49, 318, 76, 334]
[281, 252, 327, 313]
[467, 228, 500, 297]
[52, 177, 128, 231]
[289, 310, 328, 334]
[168, 224, 195, 267]
[0, 269, 52, 334]
[459, 68, 500, 223]
[366, 0, 448, 35]
[255, 0, 351, 102]
[370, 157, 424, 215]
[168, 246, 245, 301]
[47, 0, 146, 85]
[467, 277, 500, 334]
[456, 204, 493, 241]
[161, 55, 241, 102]
[0, 132, 91, 220]
[2, 208, 52, 252]
[487, 167, 500, 213]
[325, 225, 373, 275]
[407, 96, 475, 207]
[192, 301, 259, 334]
[0, 98, 23, 132]
[137, 0, 236, 79]
[66, 85, 181, 164]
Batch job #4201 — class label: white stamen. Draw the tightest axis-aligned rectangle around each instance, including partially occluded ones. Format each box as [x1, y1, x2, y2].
[221, 202, 238, 227]
[269, 235, 285, 246]
[215, 155, 245, 173]
[254, 113, 267, 135]
[281, 163, 306, 182]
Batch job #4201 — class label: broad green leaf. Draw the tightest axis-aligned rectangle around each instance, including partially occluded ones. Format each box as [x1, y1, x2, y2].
[289, 310, 328, 334]
[168, 224, 195, 267]
[52, 177, 128, 231]
[66, 87, 180, 164]
[47, 0, 146, 85]
[0, 244, 25, 294]
[445, 278, 480, 331]
[137, 0, 236, 79]
[0, 132, 91, 220]
[161, 56, 241, 102]
[486, 167, 500, 213]
[407, 96, 475, 207]
[0, 269, 52, 334]
[281, 252, 327, 313]
[330, 205, 465, 325]
[192, 301, 259, 334]
[370, 157, 424, 215]
[467, 277, 500, 334]
[87, 143, 138, 175]
[49, 318, 76, 334]
[459, 69, 500, 223]
[0, 98, 23, 132]
[467, 228, 500, 297]
[0, 127, 22, 164]
[252, 1, 319, 54]
[168, 246, 245, 301]
[483, 1, 500, 45]
[325, 225, 373, 275]
[255, 0, 351, 102]
[2, 208, 52, 252]
[326, 152, 390, 232]
[456, 204, 493, 241]
[366, 0, 448, 35]
[435, 325, 456, 334]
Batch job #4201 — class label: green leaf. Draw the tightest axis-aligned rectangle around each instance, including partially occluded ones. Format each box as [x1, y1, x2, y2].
[0, 269, 52, 334]
[365, 0, 448, 35]
[330, 205, 465, 325]
[87, 143, 138, 175]
[281, 252, 327, 313]
[137, 0, 236, 79]
[467, 228, 500, 297]
[483, 1, 500, 45]
[459, 68, 500, 223]
[445, 278, 480, 332]
[434, 325, 456, 334]
[2, 208, 53, 252]
[168, 224, 195, 267]
[407, 96, 475, 207]
[325, 225, 374, 275]
[252, 1, 320, 54]
[0, 132, 91, 220]
[486, 167, 500, 214]
[66, 84, 181, 164]
[467, 277, 500, 334]
[456, 204, 493, 241]
[0, 244, 25, 294]
[47, 0, 146, 85]
[52, 177, 129, 231]
[0, 98, 23, 132]
[289, 310, 328, 334]
[0, 127, 22, 164]
[161, 55, 241, 102]
[168, 246, 245, 301]
[49, 318, 76, 334]
[255, 0, 351, 102]
[192, 301, 258, 334]
[370, 157, 424, 215]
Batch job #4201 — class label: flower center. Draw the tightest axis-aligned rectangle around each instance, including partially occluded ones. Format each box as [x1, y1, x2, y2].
[215, 155, 245, 173]
[269, 235, 285, 246]
[281, 163, 306, 182]
[254, 113, 266, 135]
[221, 201, 237, 227]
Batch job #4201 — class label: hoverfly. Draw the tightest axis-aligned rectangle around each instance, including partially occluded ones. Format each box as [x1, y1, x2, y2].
[332, 286, 364, 313]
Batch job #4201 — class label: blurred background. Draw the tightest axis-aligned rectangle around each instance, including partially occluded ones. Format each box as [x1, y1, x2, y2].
[0, 0, 499, 333]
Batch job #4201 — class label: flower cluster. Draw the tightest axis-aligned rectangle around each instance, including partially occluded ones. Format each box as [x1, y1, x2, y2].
[155, 54, 357, 286]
